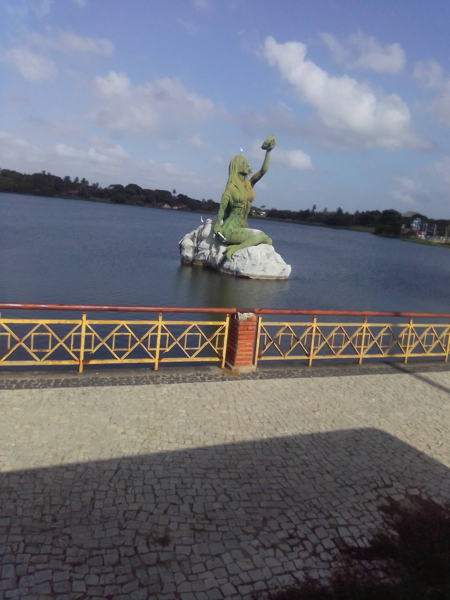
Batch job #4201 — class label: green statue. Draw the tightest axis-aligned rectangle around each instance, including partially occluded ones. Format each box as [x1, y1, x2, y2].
[214, 135, 276, 259]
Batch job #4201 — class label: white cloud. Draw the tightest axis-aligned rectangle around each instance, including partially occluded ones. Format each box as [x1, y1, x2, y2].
[0, 130, 45, 164]
[28, 116, 78, 137]
[0, 130, 128, 172]
[9, 93, 31, 105]
[91, 72, 216, 136]
[72, 0, 86, 6]
[429, 157, 450, 185]
[178, 19, 198, 34]
[349, 32, 405, 73]
[249, 140, 312, 171]
[93, 71, 130, 96]
[189, 134, 209, 149]
[234, 102, 305, 138]
[27, 29, 113, 55]
[54, 142, 129, 166]
[395, 176, 420, 192]
[392, 190, 416, 205]
[429, 85, 450, 125]
[413, 60, 450, 125]
[273, 148, 313, 171]
[1, 47, 56, 81]
[4, 0, 52, 19]
[0, 130, 207, 189]
[192, 0, 209, 9]
[321, 31, 405, 74]
[320, 33, 349, 64]
[33, 0, 52, 17]
[392, 176, 429, 206]
[413, 60, 443, 89]
[264, 36, 422, 149]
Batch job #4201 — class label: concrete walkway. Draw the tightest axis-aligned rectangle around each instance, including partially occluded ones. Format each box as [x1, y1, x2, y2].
[1, 364, 450, 599]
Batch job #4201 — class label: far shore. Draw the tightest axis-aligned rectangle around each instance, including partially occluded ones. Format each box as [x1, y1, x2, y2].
[2, 190, 449, 248]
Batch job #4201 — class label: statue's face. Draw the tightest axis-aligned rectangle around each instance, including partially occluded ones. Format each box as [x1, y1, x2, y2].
[239, 158, 252, 176]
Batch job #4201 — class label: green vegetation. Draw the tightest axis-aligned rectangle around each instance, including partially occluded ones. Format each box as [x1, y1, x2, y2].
[399, 237, 450, 249]
[261, 496, 450, 600]
[1, 168, 448, 241]
[265, 207, 450, 239]
[0, 168, 220, 214]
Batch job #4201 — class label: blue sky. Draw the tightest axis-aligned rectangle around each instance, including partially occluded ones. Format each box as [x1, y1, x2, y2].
[1, 0, 450, 217]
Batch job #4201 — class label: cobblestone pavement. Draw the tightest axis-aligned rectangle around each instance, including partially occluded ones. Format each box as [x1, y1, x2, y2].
[2, 360, 450, 390]
[1, 367, 450, 599]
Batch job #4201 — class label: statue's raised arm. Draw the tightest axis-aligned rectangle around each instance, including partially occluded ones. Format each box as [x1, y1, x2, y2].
[250, 135, 276, 188]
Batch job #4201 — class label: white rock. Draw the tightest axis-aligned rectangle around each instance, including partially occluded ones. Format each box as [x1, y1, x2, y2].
[179, 220, 291, 280]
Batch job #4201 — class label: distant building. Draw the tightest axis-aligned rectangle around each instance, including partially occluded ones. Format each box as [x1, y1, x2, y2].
[251, 208, 267, 217]
[67, 190, 79, 196]
[411, 218, 421, 232]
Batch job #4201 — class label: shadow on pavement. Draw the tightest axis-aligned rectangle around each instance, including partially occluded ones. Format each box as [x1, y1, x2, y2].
[389, 362, 450, 397]
[1, 428, 450, 599]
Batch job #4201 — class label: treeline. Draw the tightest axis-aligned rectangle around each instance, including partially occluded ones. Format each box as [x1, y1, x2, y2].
[0, 168, 220, 213]
[1, 167, 448, 237]
[266, 207, 450, 237]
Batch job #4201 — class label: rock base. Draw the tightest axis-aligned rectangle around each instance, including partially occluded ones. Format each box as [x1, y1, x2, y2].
[179, 220, 291, 280]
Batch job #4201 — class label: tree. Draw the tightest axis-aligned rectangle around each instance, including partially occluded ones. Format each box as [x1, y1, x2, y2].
[375, 209, 402, 236]
[172, 189, 177, 195]
[312, 204, 316, 213]
[74, 177, 79, 184]
[296, 209, 311, 221]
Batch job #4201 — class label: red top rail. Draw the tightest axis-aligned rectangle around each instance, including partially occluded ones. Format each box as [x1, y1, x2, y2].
[0, 303, 237, 314]
[1, 303, 450, 319]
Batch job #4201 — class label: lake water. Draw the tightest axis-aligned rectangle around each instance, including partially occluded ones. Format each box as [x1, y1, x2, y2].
[1, 192, 450, 316]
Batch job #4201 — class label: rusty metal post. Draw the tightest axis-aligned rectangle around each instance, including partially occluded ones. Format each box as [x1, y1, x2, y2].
[221, 313, 230, 369]
[445, 319, 450, 363]
[308, 315, 317, 367]
[154, 312, 163, 371]
[359, 316, 367, 365]
[78, 312, 87, 373]
[404, 317, 413, 364]
[253, 314, 262, 368]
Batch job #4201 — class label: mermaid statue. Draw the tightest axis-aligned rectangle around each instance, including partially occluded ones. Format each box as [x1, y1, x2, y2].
[214, 135, 276, 259]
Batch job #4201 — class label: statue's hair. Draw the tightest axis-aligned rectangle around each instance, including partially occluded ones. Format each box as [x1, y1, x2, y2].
[226, 155, 252, 195]
[222, 154, 255, 222]
[221, 155, 254, 223]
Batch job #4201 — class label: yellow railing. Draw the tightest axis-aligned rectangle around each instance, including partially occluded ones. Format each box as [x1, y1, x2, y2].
[0, 309, 230, 372]
[1, 304, 450, 372]
[255, 316, 450, 366]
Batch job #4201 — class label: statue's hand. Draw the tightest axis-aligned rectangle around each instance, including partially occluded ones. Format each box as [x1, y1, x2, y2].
[261, 135, 276, 152]
[213, 221, 222, 235]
